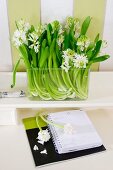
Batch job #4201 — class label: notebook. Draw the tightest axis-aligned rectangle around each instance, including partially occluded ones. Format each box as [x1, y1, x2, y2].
[47, 110, 103, 154]
[23, 114, 106, 167]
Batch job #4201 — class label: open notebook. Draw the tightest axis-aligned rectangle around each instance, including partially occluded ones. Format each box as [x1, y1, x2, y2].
[48, 110, 103, 154]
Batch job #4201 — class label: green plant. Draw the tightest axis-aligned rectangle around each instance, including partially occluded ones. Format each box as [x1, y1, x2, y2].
[11, 17, 110, 100]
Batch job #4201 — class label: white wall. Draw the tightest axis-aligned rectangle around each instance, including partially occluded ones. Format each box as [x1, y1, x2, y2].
[100, 0, 113, 71]
[41, 0, 73, 24]
[0, 0, 12, 71]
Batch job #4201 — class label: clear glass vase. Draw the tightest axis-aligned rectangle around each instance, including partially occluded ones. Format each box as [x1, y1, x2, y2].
[27, 68, 90, 101]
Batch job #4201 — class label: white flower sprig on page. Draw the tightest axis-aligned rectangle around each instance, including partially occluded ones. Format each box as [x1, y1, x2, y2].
[36, 114, 51, 144]
[36, 112, 74, 144]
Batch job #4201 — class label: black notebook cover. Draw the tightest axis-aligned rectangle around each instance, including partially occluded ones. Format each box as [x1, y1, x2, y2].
[25, 127, 106, 167]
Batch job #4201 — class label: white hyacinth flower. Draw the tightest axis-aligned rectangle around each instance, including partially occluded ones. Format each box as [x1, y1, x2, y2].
[36, 24, 47, 36]
[63, 49, 75, 58]
[33, 44, 40, 53]
[73, 54, 88, 68]
[58, 25, 64, 35]
[61, 49, 75, 72]
[77, 40, 84, 47]
[37, 129, 50, 143]
[74, 19, 80, 30]
[85, 39, 90, 48]
[64, 123, 74, 135]
[28, 32, 39, 42]
[65, 17, 73, 29]
[61, 55, 70, 72]
[29, 42, 40, 53]
[61, 63, 70, 72]
[13, 30, 27, 48]
[28, 32, 40, 53]
[77, 36, 90, 51]
[51, 20, 61, 33]
[65, 17, 80, 31]
[74, 31, 80, 39]
[57, 35, 64, 47]
[17, 19, 31, 32]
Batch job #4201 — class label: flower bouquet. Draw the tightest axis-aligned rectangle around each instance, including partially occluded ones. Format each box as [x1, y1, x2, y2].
[11, 16, 110, 100]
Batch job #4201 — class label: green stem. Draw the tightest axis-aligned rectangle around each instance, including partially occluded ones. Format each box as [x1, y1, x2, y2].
[40, 114, 64, 129]
[44, 70, 70, 100]
[32, 69, 52, 100]
[11, 57, 23, 88]
[36, 115, 42, 131]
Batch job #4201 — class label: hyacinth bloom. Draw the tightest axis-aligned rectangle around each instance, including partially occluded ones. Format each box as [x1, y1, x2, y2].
[38, 129, 50, 143]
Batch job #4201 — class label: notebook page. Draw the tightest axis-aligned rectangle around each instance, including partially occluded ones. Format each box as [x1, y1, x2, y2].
[48, 110, 102, 154]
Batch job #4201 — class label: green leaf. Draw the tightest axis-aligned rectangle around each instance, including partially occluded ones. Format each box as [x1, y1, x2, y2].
[50, 39, 56, 53]
[30, 49, 37, 67]
[86, 50, 93, 58]
[86, 42, 94, 52]
[53, 30, 58, 39]
[38, 50, 41, 64]
[39, 39, 47, 66]
[69, 29, 75, 49]
[70, 23, 75, 37]
[39, 46, 49, 68]
[28, 25, 35, 33]
[63, 31, 70, 50]
[47, 24, 52, 46]
[80, 16, 91, 35]
[94, 33, 100, 43]
[42, 39, 47, 48]
[39, 31, 46, 44]
[56, 44, 62, 65]
[48, 23, 52, 32]
[91, 55, 110, 63]
[19, 45, 31, 68]
[90, 40, 102, 60]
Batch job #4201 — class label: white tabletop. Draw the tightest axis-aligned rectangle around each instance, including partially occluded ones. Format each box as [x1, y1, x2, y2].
[0, 108, 113, 170]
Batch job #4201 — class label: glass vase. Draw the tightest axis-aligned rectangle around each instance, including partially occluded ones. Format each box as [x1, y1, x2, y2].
[27, 68, 90, 101]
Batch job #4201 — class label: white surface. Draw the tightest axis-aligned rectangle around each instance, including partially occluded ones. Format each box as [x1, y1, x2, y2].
[0, 72, 113, 108]
[0, 0, 12, 71]
[0, 108, 17, 125]
[100, 0, 113, 71]
[0, 108, 113, 170]
[48, 110, 102, 154]
[41, 0, 73, 23]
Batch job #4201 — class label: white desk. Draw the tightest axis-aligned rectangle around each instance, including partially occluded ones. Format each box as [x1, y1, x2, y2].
[0, 72, 113, 170]
[0, 108, 113, 170]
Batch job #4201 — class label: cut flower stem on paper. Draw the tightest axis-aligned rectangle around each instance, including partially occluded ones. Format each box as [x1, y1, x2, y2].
[35, 112, 74, 144]
[36, 114, 51, 144]
[11, 17, 110, 101]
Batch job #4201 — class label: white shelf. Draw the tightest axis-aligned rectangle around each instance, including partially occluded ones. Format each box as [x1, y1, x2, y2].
[0, 72, 113, 108]
[0, 108, 113, 170]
